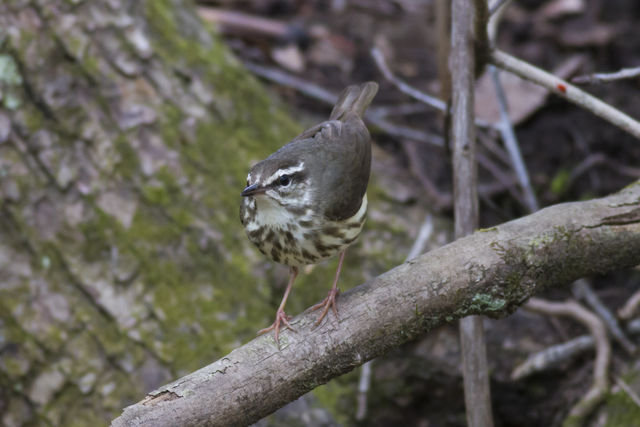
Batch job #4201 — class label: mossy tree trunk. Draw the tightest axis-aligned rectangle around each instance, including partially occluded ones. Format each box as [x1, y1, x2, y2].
[0, 0, 312, 424]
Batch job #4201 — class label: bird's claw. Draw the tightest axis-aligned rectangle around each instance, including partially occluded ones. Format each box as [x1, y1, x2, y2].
[258, 309, 295, 346]
[311, 287, 340, 326]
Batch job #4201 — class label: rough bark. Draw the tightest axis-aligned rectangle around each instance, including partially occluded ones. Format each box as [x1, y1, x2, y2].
[0, 0, 302, 425]
[112, 182, 640, 427]
[450, 1, 494, 426]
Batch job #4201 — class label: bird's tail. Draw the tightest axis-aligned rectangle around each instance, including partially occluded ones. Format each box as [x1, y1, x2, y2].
[329, 81, 379, 121]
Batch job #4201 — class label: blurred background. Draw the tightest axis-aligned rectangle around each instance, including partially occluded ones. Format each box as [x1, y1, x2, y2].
[1, 0, 639, 425]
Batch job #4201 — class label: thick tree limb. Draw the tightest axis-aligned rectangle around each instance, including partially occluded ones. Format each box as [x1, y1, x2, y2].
[112, 183, 640, 427]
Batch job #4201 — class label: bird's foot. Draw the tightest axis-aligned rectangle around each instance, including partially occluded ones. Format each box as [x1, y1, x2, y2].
[258, 309, 295, 346]
[311, 287, 340, 326]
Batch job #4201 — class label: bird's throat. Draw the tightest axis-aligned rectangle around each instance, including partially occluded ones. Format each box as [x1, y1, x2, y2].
[251, 195, 311, 230]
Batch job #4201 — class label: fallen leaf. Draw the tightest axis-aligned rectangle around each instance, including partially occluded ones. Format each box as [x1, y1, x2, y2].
[271, 43, 305, 73]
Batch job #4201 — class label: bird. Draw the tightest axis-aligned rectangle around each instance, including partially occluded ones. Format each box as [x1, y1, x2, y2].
[239, 81, 378, 345]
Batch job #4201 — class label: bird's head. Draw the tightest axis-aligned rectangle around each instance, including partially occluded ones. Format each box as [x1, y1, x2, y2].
[241, 156, 313, 211]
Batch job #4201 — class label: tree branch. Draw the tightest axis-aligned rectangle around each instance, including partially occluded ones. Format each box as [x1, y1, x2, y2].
[450, 0, 493, 425]
[490, 49, 640, 140]
[112, 182, 640, 427]
[525, 298, 610, 425]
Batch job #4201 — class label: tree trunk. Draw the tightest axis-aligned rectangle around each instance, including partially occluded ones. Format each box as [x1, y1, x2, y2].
[0, 0, 308, 424]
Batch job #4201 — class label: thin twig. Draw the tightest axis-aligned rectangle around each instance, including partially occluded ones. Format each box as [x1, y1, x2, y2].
[629, 318, 640, 332]
[477, 129, 512, 166]
[488, 0, 512, 16]
[356, 361, 372, 421]
[244, 61, 336, 104]
[511, 335, 594, 380]
[407, 215, 435, 260]
[244, 61, 446, 148]
[404, 139, 525, 210]
[369, 103, 432, 118]
[476, 152, 528, 208]
[356, 214, 434, 421]
[568, 153, 612, 190]
[373, 44, 521, 207]
[573, 279, 637, 354]
[618, 288, 640, 320]
[491, 49, 640, 141]
[198, 7, 291, 39]
[372, 118, 444, 147]
[614, 376, 640, 409]
[402, 141, 452, 209]
[525, 298, 610, 424]
[371, 47, 496, 129]
[488, 0, 510, 44]
[569, 153, 640, 183]
[371, 48, 447, 111]
[435, 0, 452, 100]
[572, 66, 640, 85]
[489, 65, 539, 212]
[513, 313, 640, 381]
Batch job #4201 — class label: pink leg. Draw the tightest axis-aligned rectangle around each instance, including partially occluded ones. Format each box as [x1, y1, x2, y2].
[311, 251, 345, 326]
[258, 266, 298, 345]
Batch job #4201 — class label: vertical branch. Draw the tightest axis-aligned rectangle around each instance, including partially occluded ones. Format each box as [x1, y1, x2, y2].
[451, 2, 479, 236]
[489, 65, 540, 212]
[436, 0, 452, 100]
[450, 0, 494, 426]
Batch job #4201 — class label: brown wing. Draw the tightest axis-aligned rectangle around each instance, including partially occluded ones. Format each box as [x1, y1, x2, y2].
[308, 116, 372, 221]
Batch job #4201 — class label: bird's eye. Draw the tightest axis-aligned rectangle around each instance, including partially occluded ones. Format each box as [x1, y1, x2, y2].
[279, 174, 291, 186]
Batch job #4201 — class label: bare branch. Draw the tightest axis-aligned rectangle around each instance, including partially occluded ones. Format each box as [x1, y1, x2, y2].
[513, 313, 640, 381]
[572, 66, 640, 85]
[243, 61, 336, 104]
[573, 279, 637, 354]
[489, 0, 512, 16]
[525, 298, 610, 424]
[451, 0, 493, 424]
[371, 47, 495, 129]
[511, 335, 594, 380]
[491, 49, 640, 140]
[198, 7, 290, 39]
[629, 318, 640, 331]
[244, 61, 445, 147]
[371, 47, 447, 112]
[614, 376, 640, 409]
[618, 288, 640, 320]
[489, 65, 539, 212]
[112, 184, 640, 427]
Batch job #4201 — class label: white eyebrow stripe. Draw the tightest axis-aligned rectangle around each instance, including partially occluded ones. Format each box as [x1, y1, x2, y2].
[264, 162, 305, 185]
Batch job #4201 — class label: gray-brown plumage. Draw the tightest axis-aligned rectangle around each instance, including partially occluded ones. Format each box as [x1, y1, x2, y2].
[240, 82, 378, 345]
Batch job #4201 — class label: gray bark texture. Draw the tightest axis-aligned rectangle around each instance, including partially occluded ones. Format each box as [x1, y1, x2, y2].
[0, 0, 308, 425]
[112, 182, 640, 427]
[450, 1, 494, 426]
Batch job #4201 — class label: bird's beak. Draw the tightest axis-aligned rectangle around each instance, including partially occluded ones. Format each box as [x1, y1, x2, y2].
[241, 183, 266, 197]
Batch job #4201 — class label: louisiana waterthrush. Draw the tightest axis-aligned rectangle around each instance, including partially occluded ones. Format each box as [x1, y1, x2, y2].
[240, 82, 378, 344]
